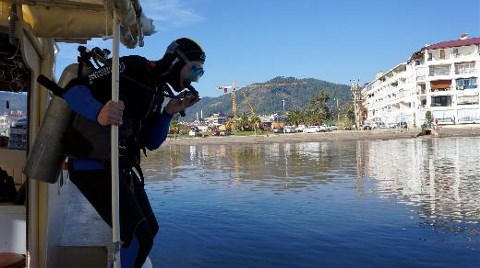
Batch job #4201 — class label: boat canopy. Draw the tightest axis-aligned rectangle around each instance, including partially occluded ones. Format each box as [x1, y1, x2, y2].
[0, 0, 155, 48]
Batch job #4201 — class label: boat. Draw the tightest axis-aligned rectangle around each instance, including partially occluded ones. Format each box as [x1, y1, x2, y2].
[0, 1, 154, 267]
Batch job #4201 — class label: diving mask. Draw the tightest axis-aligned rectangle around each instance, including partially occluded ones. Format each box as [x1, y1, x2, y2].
[189, 64, 204, 82]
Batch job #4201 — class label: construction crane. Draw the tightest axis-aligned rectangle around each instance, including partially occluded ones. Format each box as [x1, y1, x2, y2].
[241, 91, 256, 117]
[217, 81, 240, 119]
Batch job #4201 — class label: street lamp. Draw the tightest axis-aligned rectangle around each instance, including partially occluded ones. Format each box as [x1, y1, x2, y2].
[333, 98, 339, 121]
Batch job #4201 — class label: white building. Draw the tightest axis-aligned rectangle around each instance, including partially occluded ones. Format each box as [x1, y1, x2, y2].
[362, 34, 480, 127]
[0, 114, 10, 136]
[204, 113, 228, 127]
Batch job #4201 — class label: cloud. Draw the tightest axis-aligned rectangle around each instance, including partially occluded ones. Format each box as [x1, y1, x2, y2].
[141, 0, 205, 31]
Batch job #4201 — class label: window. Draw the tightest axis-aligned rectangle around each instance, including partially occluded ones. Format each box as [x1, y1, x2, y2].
[455, 61, 476, 74]
[428, 53, 433, 61]
[456, 77, 477, 90]
[432, 110, 455, 123]
[457, 108, 480, 121]
[440, 49, 445, 59]
[431, 96, 452, 107]
[429, 65, 450, 76]
[457, 94, 479, 105]
[453, 48, 459, 57]
[430, 80, 451, 91]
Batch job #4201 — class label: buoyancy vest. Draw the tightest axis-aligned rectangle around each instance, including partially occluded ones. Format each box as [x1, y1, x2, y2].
[63, 55, 165, 167]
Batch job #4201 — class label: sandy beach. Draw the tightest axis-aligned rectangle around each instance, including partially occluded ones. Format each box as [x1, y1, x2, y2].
[163, 125, 480, 146]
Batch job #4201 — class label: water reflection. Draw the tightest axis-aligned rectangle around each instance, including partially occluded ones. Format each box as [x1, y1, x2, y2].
[145, 141, 357, 193]
[144, 137, 480, 231]
[362, 137, 480, 232]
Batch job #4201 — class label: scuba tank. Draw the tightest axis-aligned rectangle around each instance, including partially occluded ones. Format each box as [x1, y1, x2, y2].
[24, 46, 109, 183]
[23, 63, 92, 183]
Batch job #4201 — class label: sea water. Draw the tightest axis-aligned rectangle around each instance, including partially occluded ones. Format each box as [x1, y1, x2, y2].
[142, 137, 480, 268]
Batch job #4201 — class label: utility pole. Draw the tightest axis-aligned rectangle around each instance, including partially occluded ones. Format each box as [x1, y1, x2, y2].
[336, 98, 339, 121]
[350, 79, 362, 129]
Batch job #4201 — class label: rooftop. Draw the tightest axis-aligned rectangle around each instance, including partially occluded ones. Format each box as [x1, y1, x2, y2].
[423, 35, 480, 50]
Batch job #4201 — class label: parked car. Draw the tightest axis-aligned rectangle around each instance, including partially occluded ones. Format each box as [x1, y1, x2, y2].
[11, 117, 27, 128]
[318, 125, 327, 132]
[398, 122, 408, 129]
[189, 128, 201, 137]
[295, 125, 306, 132]
[283, 126, 295, 133]
[273, 128, 284, 133]
[303, 126, 321, 133]
[374, 122, 386, 129]
[212, 130, 231, 136]
[328, 125, 338, 131]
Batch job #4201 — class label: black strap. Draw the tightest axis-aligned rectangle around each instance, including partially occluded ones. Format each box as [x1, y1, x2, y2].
[37, 75, 64, 96]
[134, 164, 145, 187]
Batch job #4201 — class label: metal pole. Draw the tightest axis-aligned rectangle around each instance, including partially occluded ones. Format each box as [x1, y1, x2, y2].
[111, 11, 122, 268]
[336, 99, 339, 121]
[351, 80, 360, 129]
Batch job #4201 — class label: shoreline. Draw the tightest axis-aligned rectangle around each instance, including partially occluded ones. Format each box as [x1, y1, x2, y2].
[163, 125, 480, 145]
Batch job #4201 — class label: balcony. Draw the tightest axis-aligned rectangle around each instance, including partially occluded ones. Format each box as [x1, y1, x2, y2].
[456, 84, 478, 90]
[416, 75, 426, 81]
[429, 70, 450, 76]
[431, 95, 452, 107]
[457, 94, 479, 105]
[455, 69, 477, 75]
[429, 64, 451, 77]
[430, 87, 452, 93]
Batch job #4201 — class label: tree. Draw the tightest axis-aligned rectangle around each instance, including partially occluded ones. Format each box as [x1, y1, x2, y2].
[425, 111, 432, 122]
[425, 111, 433, 125]
[286, 109, 304, 126]
[249, 115, 262, 135]
[169, 120, 180, 139]
[307, 91, 331, 124]
[236, 113, 250, 131]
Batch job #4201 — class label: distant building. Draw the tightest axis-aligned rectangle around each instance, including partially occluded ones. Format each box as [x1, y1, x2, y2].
[0, 115, 10, 136]
[362, 34, 480, 127]
[204, 113, 228, 127]
[0, 110, 25, 137]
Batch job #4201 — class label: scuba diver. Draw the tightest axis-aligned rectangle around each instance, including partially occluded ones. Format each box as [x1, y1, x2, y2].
[61, 37, 205, 268]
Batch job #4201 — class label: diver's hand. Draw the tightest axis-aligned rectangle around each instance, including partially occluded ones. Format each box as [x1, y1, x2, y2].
[164, 91, 200, 115]
[97, 100, 124, 126]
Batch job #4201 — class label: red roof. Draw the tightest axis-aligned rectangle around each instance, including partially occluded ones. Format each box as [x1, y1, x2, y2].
[423, 36, 480, 50]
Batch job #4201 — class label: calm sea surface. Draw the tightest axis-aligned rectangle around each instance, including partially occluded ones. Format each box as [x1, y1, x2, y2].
[141, 137, 480, 268]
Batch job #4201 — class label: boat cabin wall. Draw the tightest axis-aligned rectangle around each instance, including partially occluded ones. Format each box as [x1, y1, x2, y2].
[0, 3, 70, 267]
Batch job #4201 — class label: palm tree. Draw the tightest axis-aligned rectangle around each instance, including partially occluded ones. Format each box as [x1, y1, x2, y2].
[236, 113, 250, 131]
[249, 115, 262, 135]
[286, 109, 304, 126]
[169, 120, 180, 139]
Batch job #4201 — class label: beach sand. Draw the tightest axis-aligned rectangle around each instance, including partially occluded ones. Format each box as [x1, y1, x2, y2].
[163, 125, 480, 146]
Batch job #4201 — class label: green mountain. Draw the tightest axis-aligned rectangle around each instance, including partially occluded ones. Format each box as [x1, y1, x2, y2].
[0, 77, 353, 122]
[184, 76, 352, 121]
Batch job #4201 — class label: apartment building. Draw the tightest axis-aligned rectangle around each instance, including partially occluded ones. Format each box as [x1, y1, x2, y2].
[362, 34, 480, 127]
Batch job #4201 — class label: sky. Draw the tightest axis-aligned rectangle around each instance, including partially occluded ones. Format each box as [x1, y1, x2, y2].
[55, 0, 480, 97]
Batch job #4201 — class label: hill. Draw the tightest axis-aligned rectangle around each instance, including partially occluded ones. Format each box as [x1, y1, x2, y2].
[184, 76, 352, 121]
[0, 77, 353, 122]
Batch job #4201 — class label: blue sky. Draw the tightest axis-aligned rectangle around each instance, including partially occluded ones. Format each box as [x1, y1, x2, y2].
[55, 0, 480, 97]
